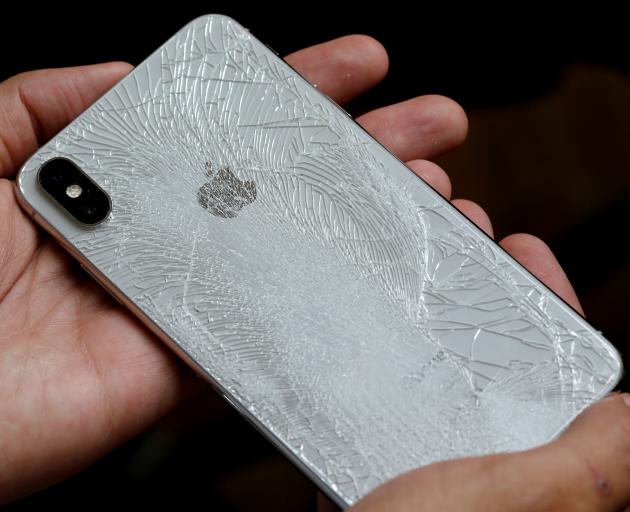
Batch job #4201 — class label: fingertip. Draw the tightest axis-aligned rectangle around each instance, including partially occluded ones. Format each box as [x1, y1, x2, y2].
[357, 95, 468, 161]
[346, 34, 389, 83]
[94, 61, 133, 76]
[285, 35, 389, 104]
[499, 233, 583, 314]
[406, 159, 452, 199]
[452, 198, 493, 237]
[500, 233, 546, 265]
[423, 94, 468, 149]
[325, 35, 388, 97]
[67, 61, 133, 85]
[500, 232, 545, 250]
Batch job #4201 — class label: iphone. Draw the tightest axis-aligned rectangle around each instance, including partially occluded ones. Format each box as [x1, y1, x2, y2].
[15, 14, 622, 507]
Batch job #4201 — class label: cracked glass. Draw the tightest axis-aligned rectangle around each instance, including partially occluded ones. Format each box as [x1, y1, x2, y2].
[17, 15, 622, 507]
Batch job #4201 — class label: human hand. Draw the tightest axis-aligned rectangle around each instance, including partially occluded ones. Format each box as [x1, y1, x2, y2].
[0, 34, 617, 510]
[348, 392, 630, 512]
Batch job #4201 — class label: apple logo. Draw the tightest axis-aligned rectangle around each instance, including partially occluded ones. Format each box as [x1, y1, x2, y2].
[197, 163, 256, 218]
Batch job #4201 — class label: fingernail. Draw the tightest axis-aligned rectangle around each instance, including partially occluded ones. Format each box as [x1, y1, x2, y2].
[622, 394, 630, 408]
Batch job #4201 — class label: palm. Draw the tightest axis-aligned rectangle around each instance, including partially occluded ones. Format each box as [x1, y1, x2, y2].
[0, 36, 582, 506]
[0, 209, 193, 498]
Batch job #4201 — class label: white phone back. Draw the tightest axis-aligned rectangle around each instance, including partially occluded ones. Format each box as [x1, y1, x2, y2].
[16, 14, 622, 507]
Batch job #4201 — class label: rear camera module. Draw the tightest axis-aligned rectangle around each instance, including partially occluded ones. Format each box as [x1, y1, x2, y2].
[38, 158, 111, 225]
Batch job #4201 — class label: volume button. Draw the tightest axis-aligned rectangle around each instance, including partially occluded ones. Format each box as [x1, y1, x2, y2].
[333, 99, 353, 119]
[221, 393, 246, 416]
[265, 43, 279, 56]
[222, 393, 237, 409]
[322, 92, 352, 119]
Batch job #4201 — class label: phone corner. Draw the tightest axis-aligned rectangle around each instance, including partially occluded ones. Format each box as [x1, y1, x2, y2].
[610, 350, 625, 391]
[13, 153, 44, 217]
[14, 161, 31, 203]
[12, 177, 33, 221]
[187, 13, 246, 31]
[599, 333, 624, 393]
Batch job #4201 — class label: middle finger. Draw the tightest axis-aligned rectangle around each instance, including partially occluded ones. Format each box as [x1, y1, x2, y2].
[357, 95, 468, 161]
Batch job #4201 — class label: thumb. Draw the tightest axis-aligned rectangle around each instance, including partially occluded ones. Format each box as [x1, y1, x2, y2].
[0, 62, 132, 178]
[352, 393, 630, 512]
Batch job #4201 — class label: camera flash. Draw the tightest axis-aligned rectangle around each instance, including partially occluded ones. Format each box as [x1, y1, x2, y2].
[66, 184, 82, 198]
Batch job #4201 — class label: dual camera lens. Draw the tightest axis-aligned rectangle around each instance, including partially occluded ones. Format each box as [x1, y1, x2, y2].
[38, 158, 111, 225]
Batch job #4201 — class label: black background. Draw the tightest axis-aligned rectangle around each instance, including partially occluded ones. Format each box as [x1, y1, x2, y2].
[2, 4, 629, 510]
[3, 6, 628, 109]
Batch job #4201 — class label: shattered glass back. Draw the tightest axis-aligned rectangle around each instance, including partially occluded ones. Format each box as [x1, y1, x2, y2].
[17, 15, 622, 507]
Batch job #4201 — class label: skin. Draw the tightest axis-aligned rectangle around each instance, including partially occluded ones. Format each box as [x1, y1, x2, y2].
[0, 35, 628, 511]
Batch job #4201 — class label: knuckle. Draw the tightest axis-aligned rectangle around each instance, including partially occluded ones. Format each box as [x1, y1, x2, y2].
[493, 450, 588, 511]
[558, 396, 630, 510]
[3, 70, 36, 90]
[561, 442, 617, 510]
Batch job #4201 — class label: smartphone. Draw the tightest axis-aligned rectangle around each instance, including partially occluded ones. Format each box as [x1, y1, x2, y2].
[15, 14, 622, 507]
